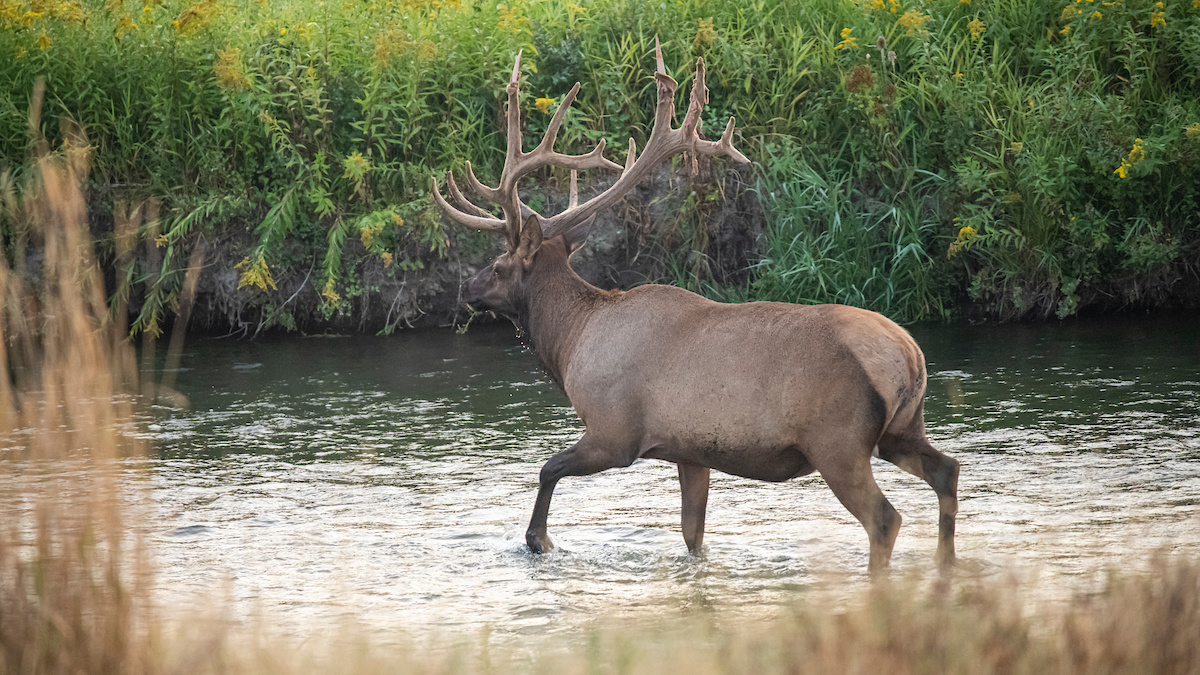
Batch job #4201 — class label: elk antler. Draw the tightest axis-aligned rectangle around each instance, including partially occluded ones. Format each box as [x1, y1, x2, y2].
[432, 50, 621, 248]
[432, 38, 750, 249]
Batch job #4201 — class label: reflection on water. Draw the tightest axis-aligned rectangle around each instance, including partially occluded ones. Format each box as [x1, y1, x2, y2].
[143, 311, 1200, 640]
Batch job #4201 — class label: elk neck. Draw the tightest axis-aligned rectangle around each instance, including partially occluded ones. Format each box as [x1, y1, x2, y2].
[514, 239, 614, 389]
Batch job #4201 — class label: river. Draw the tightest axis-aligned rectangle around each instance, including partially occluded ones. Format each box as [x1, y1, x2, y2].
[143, 310, 1200, 641]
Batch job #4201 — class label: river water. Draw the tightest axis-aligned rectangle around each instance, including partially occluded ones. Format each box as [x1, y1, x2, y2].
[143, 311, 1200, 641]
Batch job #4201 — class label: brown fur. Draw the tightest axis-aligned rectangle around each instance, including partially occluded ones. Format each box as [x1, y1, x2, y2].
[464, 233, 959, 574]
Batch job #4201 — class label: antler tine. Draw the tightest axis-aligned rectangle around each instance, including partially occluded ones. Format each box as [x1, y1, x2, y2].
[506, 50, 524, 165]
[681, 56, 707, 140]
[447, 172, 494, 219]
[540, 49, 748, 240]
[431, 176, 506, 232]
[539, 82, 580, 155]
[652, 36, 679, 134]
[695, 117, 751, 164]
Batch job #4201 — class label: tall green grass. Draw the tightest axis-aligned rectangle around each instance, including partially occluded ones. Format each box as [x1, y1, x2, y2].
[2, 0, 1199, 327]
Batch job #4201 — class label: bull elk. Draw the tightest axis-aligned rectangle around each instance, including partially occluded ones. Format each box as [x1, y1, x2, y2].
[432, 41, 959, 573]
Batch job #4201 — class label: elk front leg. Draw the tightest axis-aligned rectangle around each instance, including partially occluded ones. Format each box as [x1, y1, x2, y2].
[677, 463, 710, 552]
[526, 434, 630, 554]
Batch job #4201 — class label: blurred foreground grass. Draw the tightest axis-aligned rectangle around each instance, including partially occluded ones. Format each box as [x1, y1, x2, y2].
[3, 113, 1200, 675]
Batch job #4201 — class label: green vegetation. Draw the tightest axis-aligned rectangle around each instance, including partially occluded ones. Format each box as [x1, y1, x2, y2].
[2, 0, 1199, 328]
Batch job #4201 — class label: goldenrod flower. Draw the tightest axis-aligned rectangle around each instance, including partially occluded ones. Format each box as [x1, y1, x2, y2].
[1150, 10, 1164, 26]
[897, 9, 930, 35]
[1114, 138, 1144, 179]
[534, 97, 555, 114]
[35, 28, 50, 50]
[15, 46, 28, 59]
[1186, 123, 1200, 140]
[359, 221, 382, 248]
[960, 0, 970, 4]
[694, 17, 714, 47]
[968, 17, 985, 39]
[868, 0, 885, 9]
[21, 10, 43, 25]
[947, 224, 977, 258]
[116, 13, 137, 38]
[1010, 141, 1023, 153]
[1090, 10, 1102, 20]
[279, 26, 286, 34]
[835, 27, 859, 49]
[888, 0, 900, 13]
[952, 71, 963, 79]
[381, 251, 394, 268]
[236, 255, 278, 292]
[214, 46, 251, 90]
[321, 278, 340, 303]
[1060, 25, 1072, 36]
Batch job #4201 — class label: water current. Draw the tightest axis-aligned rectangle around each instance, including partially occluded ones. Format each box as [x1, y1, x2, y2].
[142, 310, 1200, 641]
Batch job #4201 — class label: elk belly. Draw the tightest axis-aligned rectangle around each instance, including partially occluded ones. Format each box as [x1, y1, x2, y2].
[642, 443, 814, 483]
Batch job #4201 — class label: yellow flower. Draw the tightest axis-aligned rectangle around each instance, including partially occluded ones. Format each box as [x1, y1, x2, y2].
[952, 71, 963, 79]
[214, 46, 251, 90]
[360, 222, 382, 247]
[888, 0, 900, 12]
[235, 255, 278, 292]
[1128, 138, 1144, 163]
[534, 97, 555, 114]
[21, 10, 43, 25]
[171, 19, 179, 27]
[1061, 5, 1077, 20]
[968, 17, 985, 39]
[1150, 10, 1164, 26]
[35, 29, 50, 50]
[1114, 161, 1130, 178]
[116, 14, 137, 38]
[960, 0, 970, 4]
[835, 27, 859, 49]
[1186, 123, 1200, 140]
[175, 0, 221, 33]
[16, 46, 28, 59]
[694, 16, 714, 47]
[868, 0, 885, 9]
[380, 251, 394, 268]
[321, 278, 340, 303]
[1091, 10, 1102, 20]
[897, 9, 931, 35]
[1010, 141, 1023, 153]
[1060, 25, 1072, 36]
[947, 224, 977, 258]
[279, 27, 286, 34]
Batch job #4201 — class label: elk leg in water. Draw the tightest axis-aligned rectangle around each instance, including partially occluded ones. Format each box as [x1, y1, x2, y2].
[526, 434, 634, 554]
[677, 462, 710, 552]
[876, 434, 959, 567]
[814, 451, 901, 575]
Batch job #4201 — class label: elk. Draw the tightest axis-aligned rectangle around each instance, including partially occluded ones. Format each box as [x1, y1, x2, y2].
[432, 41, 958, 573]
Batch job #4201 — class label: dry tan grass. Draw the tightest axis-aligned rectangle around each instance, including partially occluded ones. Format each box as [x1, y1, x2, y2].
[1, 106, 1198, 674]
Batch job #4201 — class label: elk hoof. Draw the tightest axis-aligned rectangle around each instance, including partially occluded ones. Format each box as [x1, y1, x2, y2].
[526, 530, 554, 554]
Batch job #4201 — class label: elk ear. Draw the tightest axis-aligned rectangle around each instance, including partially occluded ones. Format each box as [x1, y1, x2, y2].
[561, 216, 595, 257]
[516, 214, 543, 264]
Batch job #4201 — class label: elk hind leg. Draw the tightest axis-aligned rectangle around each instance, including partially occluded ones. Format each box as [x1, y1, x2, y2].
[526, 433, 632, 554]
[876, 435, 959, 567]
[677, 463, 710, 553]
[817, 454, 901, 575]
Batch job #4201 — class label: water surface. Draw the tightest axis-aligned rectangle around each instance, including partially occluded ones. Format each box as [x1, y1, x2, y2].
[144, 311, 1200, 639]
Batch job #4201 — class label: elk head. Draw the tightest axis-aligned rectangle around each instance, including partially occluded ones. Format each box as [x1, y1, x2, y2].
[432, 39, 750, 318]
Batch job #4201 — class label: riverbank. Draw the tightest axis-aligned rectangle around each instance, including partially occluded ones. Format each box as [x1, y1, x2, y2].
[4, 0, 1200, 333]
